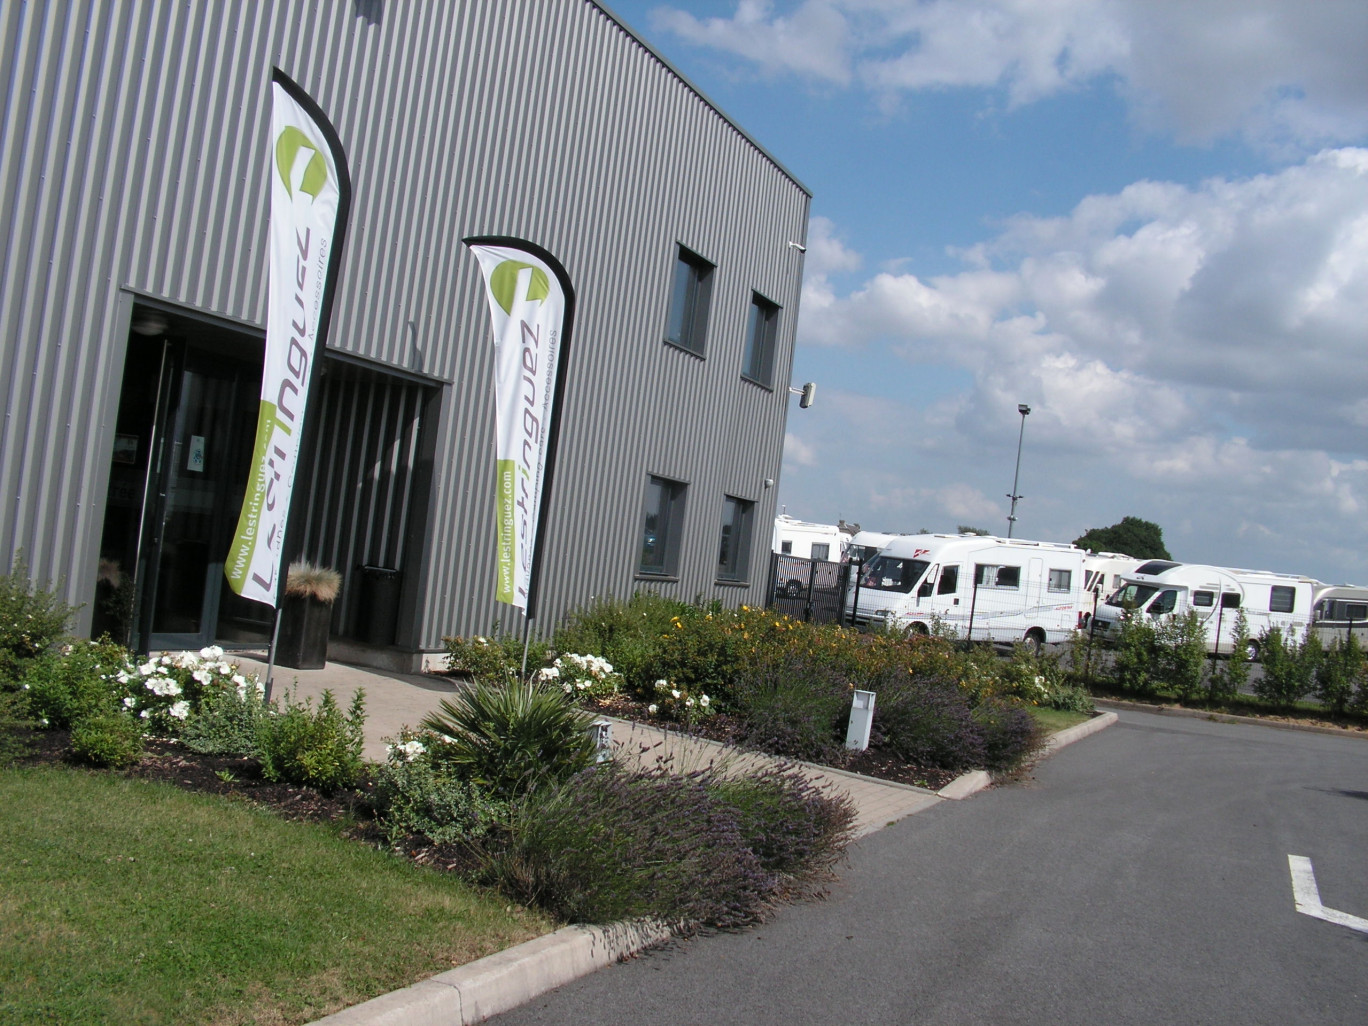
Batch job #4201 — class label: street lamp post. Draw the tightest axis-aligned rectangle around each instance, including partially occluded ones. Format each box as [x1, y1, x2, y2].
[1006, 403, 1031, 538]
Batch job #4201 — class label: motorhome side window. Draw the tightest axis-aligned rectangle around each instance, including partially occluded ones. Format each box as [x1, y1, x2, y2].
[1149, 589, 1177, 615]
[1047, 569, 1071, 593]
[781, 541, 792, 554]
[1192, 591, 1215, 607]
[861, 555, 929, 593]
[975, 564, 1020, 589]
[1220, 593, 1241, 609]
[1270, 586, 1296, 613]
[811, 543, 830, 561]
[937, 565, 959, 594]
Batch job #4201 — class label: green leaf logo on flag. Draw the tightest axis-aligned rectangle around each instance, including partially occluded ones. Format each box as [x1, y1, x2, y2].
[275, 126, 328, 199]
[488, 260, 550, 315]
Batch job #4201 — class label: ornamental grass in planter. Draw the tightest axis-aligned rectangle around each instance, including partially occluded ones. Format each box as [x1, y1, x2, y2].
[277, 561, 341, 670]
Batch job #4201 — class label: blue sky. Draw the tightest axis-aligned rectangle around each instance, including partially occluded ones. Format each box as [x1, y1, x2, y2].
[604, 0, 1368, 586]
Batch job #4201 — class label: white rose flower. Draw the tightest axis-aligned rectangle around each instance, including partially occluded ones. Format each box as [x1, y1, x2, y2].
[168, 700, 190, 720]
[699, 695, 710, 708]
[648, 704, 659, 715]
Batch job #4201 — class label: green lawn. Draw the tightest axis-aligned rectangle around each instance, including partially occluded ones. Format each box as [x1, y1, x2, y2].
[1029, 706, 1093, 735]
[0, 765, 554, 1026]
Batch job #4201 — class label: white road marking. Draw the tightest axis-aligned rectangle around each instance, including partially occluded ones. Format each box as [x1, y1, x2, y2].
[1288, 855, 1368, 936]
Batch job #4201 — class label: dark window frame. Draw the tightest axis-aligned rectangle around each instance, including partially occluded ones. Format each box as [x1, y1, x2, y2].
[1270, 585, 1296, 614]
[717, 494, 755, 584]
[638, 474, 687, 578]
[664, 245, 714, 357]
[741, 291, 780, 387]
[1047, 568, 1072, 593]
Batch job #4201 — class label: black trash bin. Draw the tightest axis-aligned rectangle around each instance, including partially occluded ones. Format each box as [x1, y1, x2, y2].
[358, 565, 401, 647]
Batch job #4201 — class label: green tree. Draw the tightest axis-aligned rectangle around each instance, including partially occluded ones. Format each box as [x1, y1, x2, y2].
[956, 525, 990, 536]
[1073, 517, 1171, 559]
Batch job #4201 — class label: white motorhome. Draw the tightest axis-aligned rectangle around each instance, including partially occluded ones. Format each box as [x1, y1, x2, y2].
[846, 530, 897, 566]
[1079, 552, 1144, 625]
[1090, 560, 1319, 657]
[845, 533, 1087, 652]
[772, 515, 848, 598]
[772, 515, 846, 561]
[1311, 585, 1368, 645]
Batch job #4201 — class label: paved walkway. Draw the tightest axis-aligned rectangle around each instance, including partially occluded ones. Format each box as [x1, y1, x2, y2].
[229, 652, 946, 837]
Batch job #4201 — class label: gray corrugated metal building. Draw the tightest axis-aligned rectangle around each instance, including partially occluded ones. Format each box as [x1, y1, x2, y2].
[0, 0, 809, 669]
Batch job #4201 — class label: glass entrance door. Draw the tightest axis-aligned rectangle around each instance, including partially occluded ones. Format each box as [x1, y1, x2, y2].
[96, 306, 263, 652]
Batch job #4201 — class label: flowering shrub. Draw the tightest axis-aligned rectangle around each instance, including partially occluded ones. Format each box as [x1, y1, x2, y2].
[107, 646, 263, 737]
[537, 653, 623, 702]
[20, 639, 127, 728]
[649, 678, 713, 725]
[373, 728, 506, 845]
[553, 592, 692, 692]
[443, 634, 518, 682]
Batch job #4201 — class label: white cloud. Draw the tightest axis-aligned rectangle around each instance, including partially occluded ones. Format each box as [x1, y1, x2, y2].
[781, 149, 1368, 583]
[781, 431, 820, 467]
[651, 0, 1368, 148]
[651, 0, 852, 83]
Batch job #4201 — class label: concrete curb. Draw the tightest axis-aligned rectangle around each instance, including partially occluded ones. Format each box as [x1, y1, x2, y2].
[937, 770, 991, 800]
[1044, 710, 1119, 752]
[1093, 697, 1368, 739]
[309, 920, 674, 1025]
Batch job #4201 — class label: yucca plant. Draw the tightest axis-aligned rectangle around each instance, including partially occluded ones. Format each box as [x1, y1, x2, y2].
[421, 679, 595, 798]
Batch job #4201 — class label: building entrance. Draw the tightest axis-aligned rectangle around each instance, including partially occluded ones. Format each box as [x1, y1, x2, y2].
[94, 305, 266, 652]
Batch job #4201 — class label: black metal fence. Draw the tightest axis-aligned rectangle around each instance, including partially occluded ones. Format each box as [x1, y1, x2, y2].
[766, 552, 854, 624]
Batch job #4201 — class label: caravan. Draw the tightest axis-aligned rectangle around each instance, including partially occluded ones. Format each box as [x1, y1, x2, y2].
[1311, 585, 1368, 645]
[1090, 560, 1319, 657]
[845, 533, 1086, 652]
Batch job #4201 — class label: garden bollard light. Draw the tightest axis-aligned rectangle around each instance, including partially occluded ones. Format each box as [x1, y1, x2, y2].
[588, 718, 612, 762]
[845, 689, 875, 751]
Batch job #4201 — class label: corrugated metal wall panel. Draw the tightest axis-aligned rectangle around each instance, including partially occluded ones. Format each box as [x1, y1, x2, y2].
[1, 0, 810, 653]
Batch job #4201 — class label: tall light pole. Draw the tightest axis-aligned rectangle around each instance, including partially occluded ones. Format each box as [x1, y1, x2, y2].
[1006, 403, 1031, 538]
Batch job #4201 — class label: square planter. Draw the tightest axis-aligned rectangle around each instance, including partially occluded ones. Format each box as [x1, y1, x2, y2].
[277, 594, 332, 669]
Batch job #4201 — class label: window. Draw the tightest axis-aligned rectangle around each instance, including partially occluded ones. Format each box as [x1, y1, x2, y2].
[811, 543, 830, 562]
[717, 495, 754, 582]
[976, 564, 1020, 589]
[1048, 569, 1072, 593]
[1192, 591, 1215, 607]
[665, 246, 713, 355]
[1270, 585, 1296, 613]
[1220, 592, 1241, 609]
[1112, 583, 1158, 608]
[860, 556, 929, 593]
[639, 475, 686, 576]
[938, 565, 959, 595]
[1148, 589, 1178, 615]
[780, 540, 792, 554]
[1343, 603, 1368, 621]
[742, 292, 779, 385]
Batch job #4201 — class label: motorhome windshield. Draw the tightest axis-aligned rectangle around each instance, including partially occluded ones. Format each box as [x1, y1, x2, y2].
[1110, 583, 1159, 608]
[847, 544, 882, 564]
[860, 556, 929, 593]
